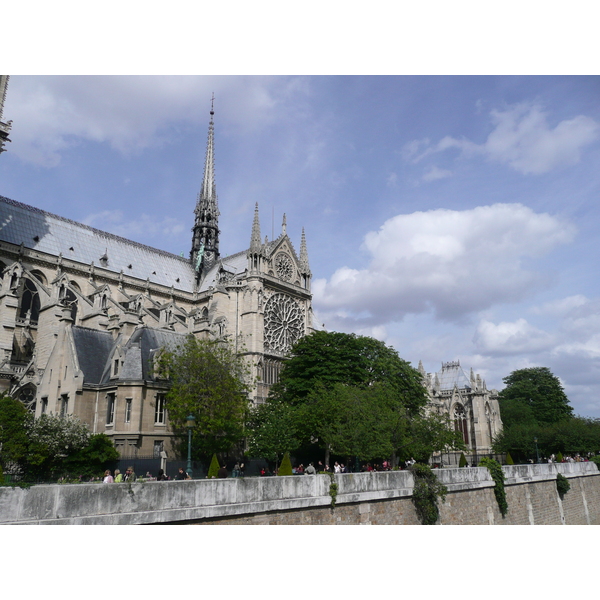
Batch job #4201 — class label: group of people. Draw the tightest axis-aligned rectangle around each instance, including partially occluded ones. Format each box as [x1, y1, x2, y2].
[102, 467, 140, 483]
[546, 453, 592, 463]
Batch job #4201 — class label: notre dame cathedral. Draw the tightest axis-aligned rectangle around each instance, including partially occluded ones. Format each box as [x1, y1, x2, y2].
[0, 79, 501, 462]
[0, 97, 314, 458]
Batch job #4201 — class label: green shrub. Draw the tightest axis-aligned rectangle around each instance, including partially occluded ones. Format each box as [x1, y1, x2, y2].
[479, 457, 508, 518]
[589, 455, 600, 471]
[207, 454, 220, 478]
[278, 452, 293, 476]
[505, 452, 514, 465]
[411, 463, 448, 525]
[556, 473, 570, 500]
[327, 472, 338, 508]
[556, 451, 563, 463]
[459, 453, 467, 468]
[0, 463, 4, 485]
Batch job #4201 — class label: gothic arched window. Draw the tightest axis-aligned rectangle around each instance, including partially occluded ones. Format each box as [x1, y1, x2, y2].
[18, 384, 37, 412]
[453, 404, 469, 445]
[18, 278, 40, 323]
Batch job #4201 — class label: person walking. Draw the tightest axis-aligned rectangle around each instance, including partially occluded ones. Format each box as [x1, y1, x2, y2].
[103, 470, 114, 483]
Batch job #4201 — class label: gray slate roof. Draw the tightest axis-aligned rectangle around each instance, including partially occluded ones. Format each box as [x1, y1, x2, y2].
[125, 327, 188, 381]
[0, 195, 197, 292]
[71, 327, 115, 384]
[436, 362, 472, 391]
[71, 325, 188, 386]
[198, 250, 248, 292]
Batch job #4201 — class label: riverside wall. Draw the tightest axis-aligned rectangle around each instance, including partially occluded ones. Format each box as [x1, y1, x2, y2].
[0, 462, 598, 525]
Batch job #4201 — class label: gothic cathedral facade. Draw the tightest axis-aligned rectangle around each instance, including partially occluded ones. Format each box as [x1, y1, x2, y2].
[0, 104, 314, 458]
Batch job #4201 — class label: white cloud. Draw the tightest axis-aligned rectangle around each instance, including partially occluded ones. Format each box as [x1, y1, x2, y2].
[422, 166, 452, 181]
[314, 203, 575, 325]
[531, 294, 588, 317]
[473, 318, 554, 355]
[3, 76, 295, 167]
[404, 103, 599, 175]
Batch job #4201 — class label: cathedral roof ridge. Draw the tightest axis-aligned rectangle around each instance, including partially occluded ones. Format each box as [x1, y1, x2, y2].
[0, 195, 190, 263]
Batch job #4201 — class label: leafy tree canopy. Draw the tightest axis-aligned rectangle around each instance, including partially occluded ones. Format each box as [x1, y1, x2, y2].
[62, 434, 120, 478]
[246, 399, 300, 464]
[499, 367, 573, 426]
[298, 382, 399, 461]
[0, 393, 32, 470]
[271, 331, 428, 414]
[26, 413, 91, 478]
[158, 336, 250, 459]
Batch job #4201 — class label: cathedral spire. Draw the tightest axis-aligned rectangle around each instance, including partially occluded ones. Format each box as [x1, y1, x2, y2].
[299, 227, 311, 274]
[191, 95, 220, 281]
[248, 203, 264, 272]
[250, 203, 262, 252]
[299, 227, 311, 290]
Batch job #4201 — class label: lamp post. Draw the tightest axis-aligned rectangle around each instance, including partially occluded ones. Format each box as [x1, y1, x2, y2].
[186, 414, 196, 479]
[534, 436, 540, 464]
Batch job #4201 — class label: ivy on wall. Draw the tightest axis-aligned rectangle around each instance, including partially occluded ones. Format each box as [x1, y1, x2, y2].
[556, 473, 570, 500]
[479, 457, 508, 518]
[327, 472, 338, 508]
[411, 463, 448, 525]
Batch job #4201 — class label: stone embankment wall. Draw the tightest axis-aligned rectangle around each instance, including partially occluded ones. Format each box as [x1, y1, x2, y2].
[0, 462, 598, 525]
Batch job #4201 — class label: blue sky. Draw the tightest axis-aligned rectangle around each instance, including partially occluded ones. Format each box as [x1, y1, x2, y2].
[2, 75, 600, 417]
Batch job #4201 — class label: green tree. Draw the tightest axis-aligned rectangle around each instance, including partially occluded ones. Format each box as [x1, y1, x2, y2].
[207, 453, 220, 478]
[158, 336, 250, 459]
[0, 393, 32, 472]
[246, 400, 299, 467]
[397, 413, 466, 465]
[492, 422, 541, 461]
[271, 331, 428, 414]
[26, 413, 91, 479]
[278, 452, 293, 476]
[62, 433, 120, 478]
[499, 367, 573, 426]
[314, 383, 398, 462]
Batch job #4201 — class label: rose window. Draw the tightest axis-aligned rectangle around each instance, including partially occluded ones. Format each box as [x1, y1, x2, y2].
[275, 252, 294, 282]
[264, 293, 304, 353]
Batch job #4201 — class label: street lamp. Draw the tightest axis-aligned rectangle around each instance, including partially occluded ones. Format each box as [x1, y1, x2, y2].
[186, 413, 196, 479]
[534, 436, 540, 464]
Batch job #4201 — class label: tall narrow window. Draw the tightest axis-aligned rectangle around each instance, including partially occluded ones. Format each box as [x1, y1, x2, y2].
[60, 394, 69, 417]
[154, 394, 166, 424]
[153, 440, 164, 458]
[106, 393, 115, 425]
[453, 404, 469, 445]
[125, 398, 132, 423]
[41, 397, 48, 414]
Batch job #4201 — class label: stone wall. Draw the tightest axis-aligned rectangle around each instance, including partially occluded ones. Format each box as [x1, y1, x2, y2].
[0, 463, 597, 525]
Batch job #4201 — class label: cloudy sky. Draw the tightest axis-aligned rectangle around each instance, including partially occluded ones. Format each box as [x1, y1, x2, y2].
[2, 70, 600, 418]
